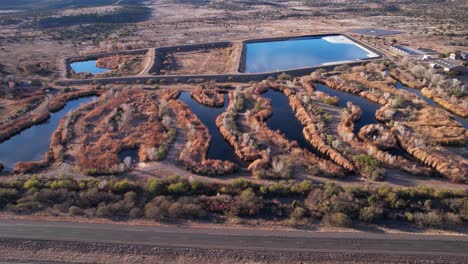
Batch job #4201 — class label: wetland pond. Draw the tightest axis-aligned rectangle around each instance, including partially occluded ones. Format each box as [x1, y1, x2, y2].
[262, 89, 319, 155]
[243, 35, 379, 73]
[0, 96, 97, 171]
[395, 82, 468, 129]
[178, 92, 244, 166]
[395, 82, 468, 157]
[70, 60, 110, 75]
[315, 83, 381, 134]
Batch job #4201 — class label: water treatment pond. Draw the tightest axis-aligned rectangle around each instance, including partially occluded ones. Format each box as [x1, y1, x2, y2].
[315, 83, 381, 134]
[0, 96, 97, 171]
[262, 89, 318, 154]
[178, 92, 244, 165]
[243, 35, 379, 73]
[70, 60, 110, 75]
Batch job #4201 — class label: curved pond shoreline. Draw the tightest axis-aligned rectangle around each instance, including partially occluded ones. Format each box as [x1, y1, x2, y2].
[315, 83, 381, 134]
[178, 92, 244, 166]
[0, 96, 97, 171]
[395, 82, 468, 129]
[262, 89, 321, 155]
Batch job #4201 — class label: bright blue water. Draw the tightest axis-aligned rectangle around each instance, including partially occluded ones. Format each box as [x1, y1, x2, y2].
[395, 82, 468, 129]
[0, 96, 97, 171]
[178, 92, 243, 165]
[315, 84, 381, 134]
[70, 60, 110, 75]
[262, 89, 319, 155]
[244, 35, 378, 73]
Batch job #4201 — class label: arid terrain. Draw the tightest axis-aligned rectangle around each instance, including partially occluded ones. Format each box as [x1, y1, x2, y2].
[0, 0, 467, 263]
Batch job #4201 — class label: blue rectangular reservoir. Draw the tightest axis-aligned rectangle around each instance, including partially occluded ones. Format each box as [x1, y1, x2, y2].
[70, 60, 110, 75]
[243, 35, 379, 73]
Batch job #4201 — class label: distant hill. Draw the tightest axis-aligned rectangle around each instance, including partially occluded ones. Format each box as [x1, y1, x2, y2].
[0, 0, 143, 10]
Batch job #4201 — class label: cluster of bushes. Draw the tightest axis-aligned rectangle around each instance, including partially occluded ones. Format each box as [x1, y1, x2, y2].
[0, 176, 466, 229]
[352, 154, 386, 181]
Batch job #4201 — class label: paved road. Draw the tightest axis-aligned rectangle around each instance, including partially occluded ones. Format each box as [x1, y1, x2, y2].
[0, 220, 467, 256]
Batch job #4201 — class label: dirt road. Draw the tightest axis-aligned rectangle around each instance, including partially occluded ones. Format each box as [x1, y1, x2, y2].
[0, 220, 466, 263]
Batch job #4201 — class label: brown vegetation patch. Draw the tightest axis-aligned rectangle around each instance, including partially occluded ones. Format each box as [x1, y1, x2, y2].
[421, 88, 468, 118]
[96, 55, 144, 77]
[191, 88, 225, 107]
[392, 123, 467, 183]
[358, 124, 397, 150]
[270, 81, 355, 172]
[218, 84, 344, 179]
[168, 98, 237, 176]
[338, 103, 431, 180]
[65, 89, 172, 175]
[49, 88, 101, 112]
[0, 94, 49, 142]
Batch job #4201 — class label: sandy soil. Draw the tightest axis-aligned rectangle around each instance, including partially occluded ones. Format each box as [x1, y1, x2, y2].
[159, 45, 240, 75]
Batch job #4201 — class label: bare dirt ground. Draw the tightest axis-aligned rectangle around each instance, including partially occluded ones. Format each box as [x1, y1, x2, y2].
[1, 238, 466, 264]
[159, 45, 241, 75]
[0, 218, 466, 264]
[0, 0, 465, 78]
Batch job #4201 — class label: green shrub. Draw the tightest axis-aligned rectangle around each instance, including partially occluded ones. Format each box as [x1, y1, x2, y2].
[288, 207, 308, 226]
[50, 179, 75, 190]
[69, 206, 83, 216]
[414, 212, 443, 228]
[0, 188, 19, 207]
[112, 180, 134, 193]
[229, 178, 250, 190]
[233, 188, 263, 216]
[155, 147, 167, 161]
[352, 154, 386, 181]
[146, 179, 166, 195]
[23, 179, 41, 189]
[323, 212, 352, 227]
[359, 206, 382, 222]
[167, 181, 189, 195]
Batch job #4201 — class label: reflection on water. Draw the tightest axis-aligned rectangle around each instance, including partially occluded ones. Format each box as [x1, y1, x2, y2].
[0, 96, 97, 171]
[244, 35, 378, 73]
[178, 92, 243, 165]
[315, 83, 380, 134]
[118, 149, 140, 163]
[262, 89, 318, 155]
[70, 60, 110, 75]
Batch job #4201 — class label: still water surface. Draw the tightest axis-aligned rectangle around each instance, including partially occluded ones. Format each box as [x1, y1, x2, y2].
[70, 60, 110, 75]
[244, 35, 378, 73]
[0, 96, 97, 170]
[178, 92, 243, 165]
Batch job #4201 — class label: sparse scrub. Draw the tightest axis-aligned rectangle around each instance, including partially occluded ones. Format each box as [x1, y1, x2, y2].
[0, 177, 464, 229]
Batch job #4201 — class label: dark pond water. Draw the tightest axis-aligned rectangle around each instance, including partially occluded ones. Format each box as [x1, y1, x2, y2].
[118, 149, 140, 164]
[395, 82, 468, 129]
[70, 60, 110, 75]
[315, 83, 381, 134]
[446, 146, 468, 159]
[178, 92, 243, 165]
[244, 35, 379, 73]
[0, 96, 97, 171]
[262, 89, 319, 155]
